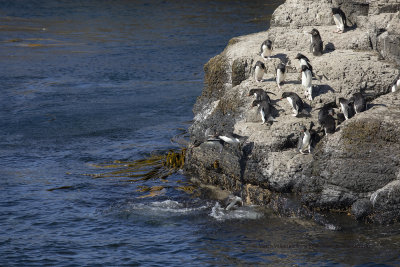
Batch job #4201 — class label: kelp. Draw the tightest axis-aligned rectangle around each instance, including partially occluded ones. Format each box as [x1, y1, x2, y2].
[84, 148, 186, 181]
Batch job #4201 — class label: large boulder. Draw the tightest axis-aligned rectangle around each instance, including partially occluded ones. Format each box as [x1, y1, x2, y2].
[185, 0, 400, 224]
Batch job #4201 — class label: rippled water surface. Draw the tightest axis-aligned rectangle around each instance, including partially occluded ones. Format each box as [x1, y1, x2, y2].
[1, 1, 400, 266]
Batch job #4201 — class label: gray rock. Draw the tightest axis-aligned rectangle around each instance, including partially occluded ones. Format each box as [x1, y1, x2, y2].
[185, 0, 400, 224]
[351, 199, 373, 220]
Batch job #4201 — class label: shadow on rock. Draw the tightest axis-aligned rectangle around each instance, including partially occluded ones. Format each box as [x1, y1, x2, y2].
[314, 84, 335, 98]
[270, 53, 290, 64]
[324, 42, 335, 54]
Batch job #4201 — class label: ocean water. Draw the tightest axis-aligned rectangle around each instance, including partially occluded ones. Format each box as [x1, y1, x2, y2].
[1, 0, 400, 266]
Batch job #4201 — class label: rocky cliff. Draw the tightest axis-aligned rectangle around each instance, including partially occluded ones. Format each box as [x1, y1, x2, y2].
[185, 0, 400, 225]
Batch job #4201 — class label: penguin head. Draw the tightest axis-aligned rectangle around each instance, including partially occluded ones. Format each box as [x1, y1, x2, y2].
[265, 39, 273, 49]
[277, 63, 286, 72]
[295, 53, 305, 60]
[255, 61, 265, 69]
[338, 97, 348, 105]
[281, 92, 290, 99]
[332, 7, 340, 15]
[300, 125, 307, 132]
[309, 28, 320, 37]
[248, 89, 257, 96]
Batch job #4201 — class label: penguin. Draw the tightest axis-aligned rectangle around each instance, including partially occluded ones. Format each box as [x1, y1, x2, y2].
[281, 92, 304, 117]
[298, 122, 315, 154]
[332, 7, 348, 34]
[392, 77, 400, 92]
[338, 97, 355, 120]
[295, 53, 312, 72]
[349, 92, 367, 114]
[301, 65, 313, 100]
[295, 53, 322, 82]
[207, 132, 246, 146]
[248, 89, 276, 103]
[309, 28, 323, 56]
[316, 102, 337, 134]
[254, 61, 266, 82]
[251, 100, 274, 124]
[276, 63, 286, 89]
[224, 195, 243, 211]
[260, 39, 273, 60]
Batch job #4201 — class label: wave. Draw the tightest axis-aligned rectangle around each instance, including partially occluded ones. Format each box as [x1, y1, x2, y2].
[209, 202, 263, 221]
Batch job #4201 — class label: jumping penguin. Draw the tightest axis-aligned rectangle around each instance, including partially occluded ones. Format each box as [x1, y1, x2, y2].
[281, 92, 305, 117]
[338, 97, 355, 120]
[298, 122, 315, 154]
[248, 89, 276, 103]
[254, 61, 266, 82]
[251, 100, 274, 124]
[207, 132, 247, 148]
[349, 92, 367, 114]
[309, 28, 323, 56]
[260, 39, 273, 60]
[316, 102, 337, 135]
[332, 7, 349, 34]
[276, 63, 286, 89]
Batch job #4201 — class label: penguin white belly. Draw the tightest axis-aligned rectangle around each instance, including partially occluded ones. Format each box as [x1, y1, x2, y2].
[333, 14, 344, 31]
[397, 79, 400, 87]
[260, 109, 266, 124]
[287, 97, 294, 109]
[392, 84, 397, 92]
[340, 103, 349, 120]
[302, 71, 312, 88]
[219, 135, 240, 144]
[303, 132, 311, 147]
[255, 66, 264, 82]
[276, 70, 285, 85]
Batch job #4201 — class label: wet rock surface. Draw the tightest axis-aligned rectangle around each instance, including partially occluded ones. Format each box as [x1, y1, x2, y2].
[185, 0, 400, 225]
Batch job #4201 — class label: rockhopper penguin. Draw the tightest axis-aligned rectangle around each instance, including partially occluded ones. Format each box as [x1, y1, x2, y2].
[281, 92, 305, 117]
[276, 63, 286, 89]
[254, 61, 266, 82]
[309, 28, 323, 56]
[251, 100, 274, 124]
[332, 7, 349, 34]
[260, 39, 273, 60]
[248, 89, 276, 103]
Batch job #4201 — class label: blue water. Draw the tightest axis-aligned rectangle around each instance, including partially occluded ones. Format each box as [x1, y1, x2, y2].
[1, 1, 400, 266]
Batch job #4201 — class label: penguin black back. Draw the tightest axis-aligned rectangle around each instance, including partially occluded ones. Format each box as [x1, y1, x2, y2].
[332, 7, 348, 28]
[260, 39, 273, 51]
[254, 61, 265, 69]
[248, 89, 271, 103]
[277, 63, 286, 73]
[309, 28, 323, 56]
[317, 102, 337, 134]
[349, 92, 366, 113]
[281, 92, 304, 115]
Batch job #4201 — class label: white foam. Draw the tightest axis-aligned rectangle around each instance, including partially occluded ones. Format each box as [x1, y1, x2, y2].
[194, 100, 220, 122]
[209, 202, 263, 221]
